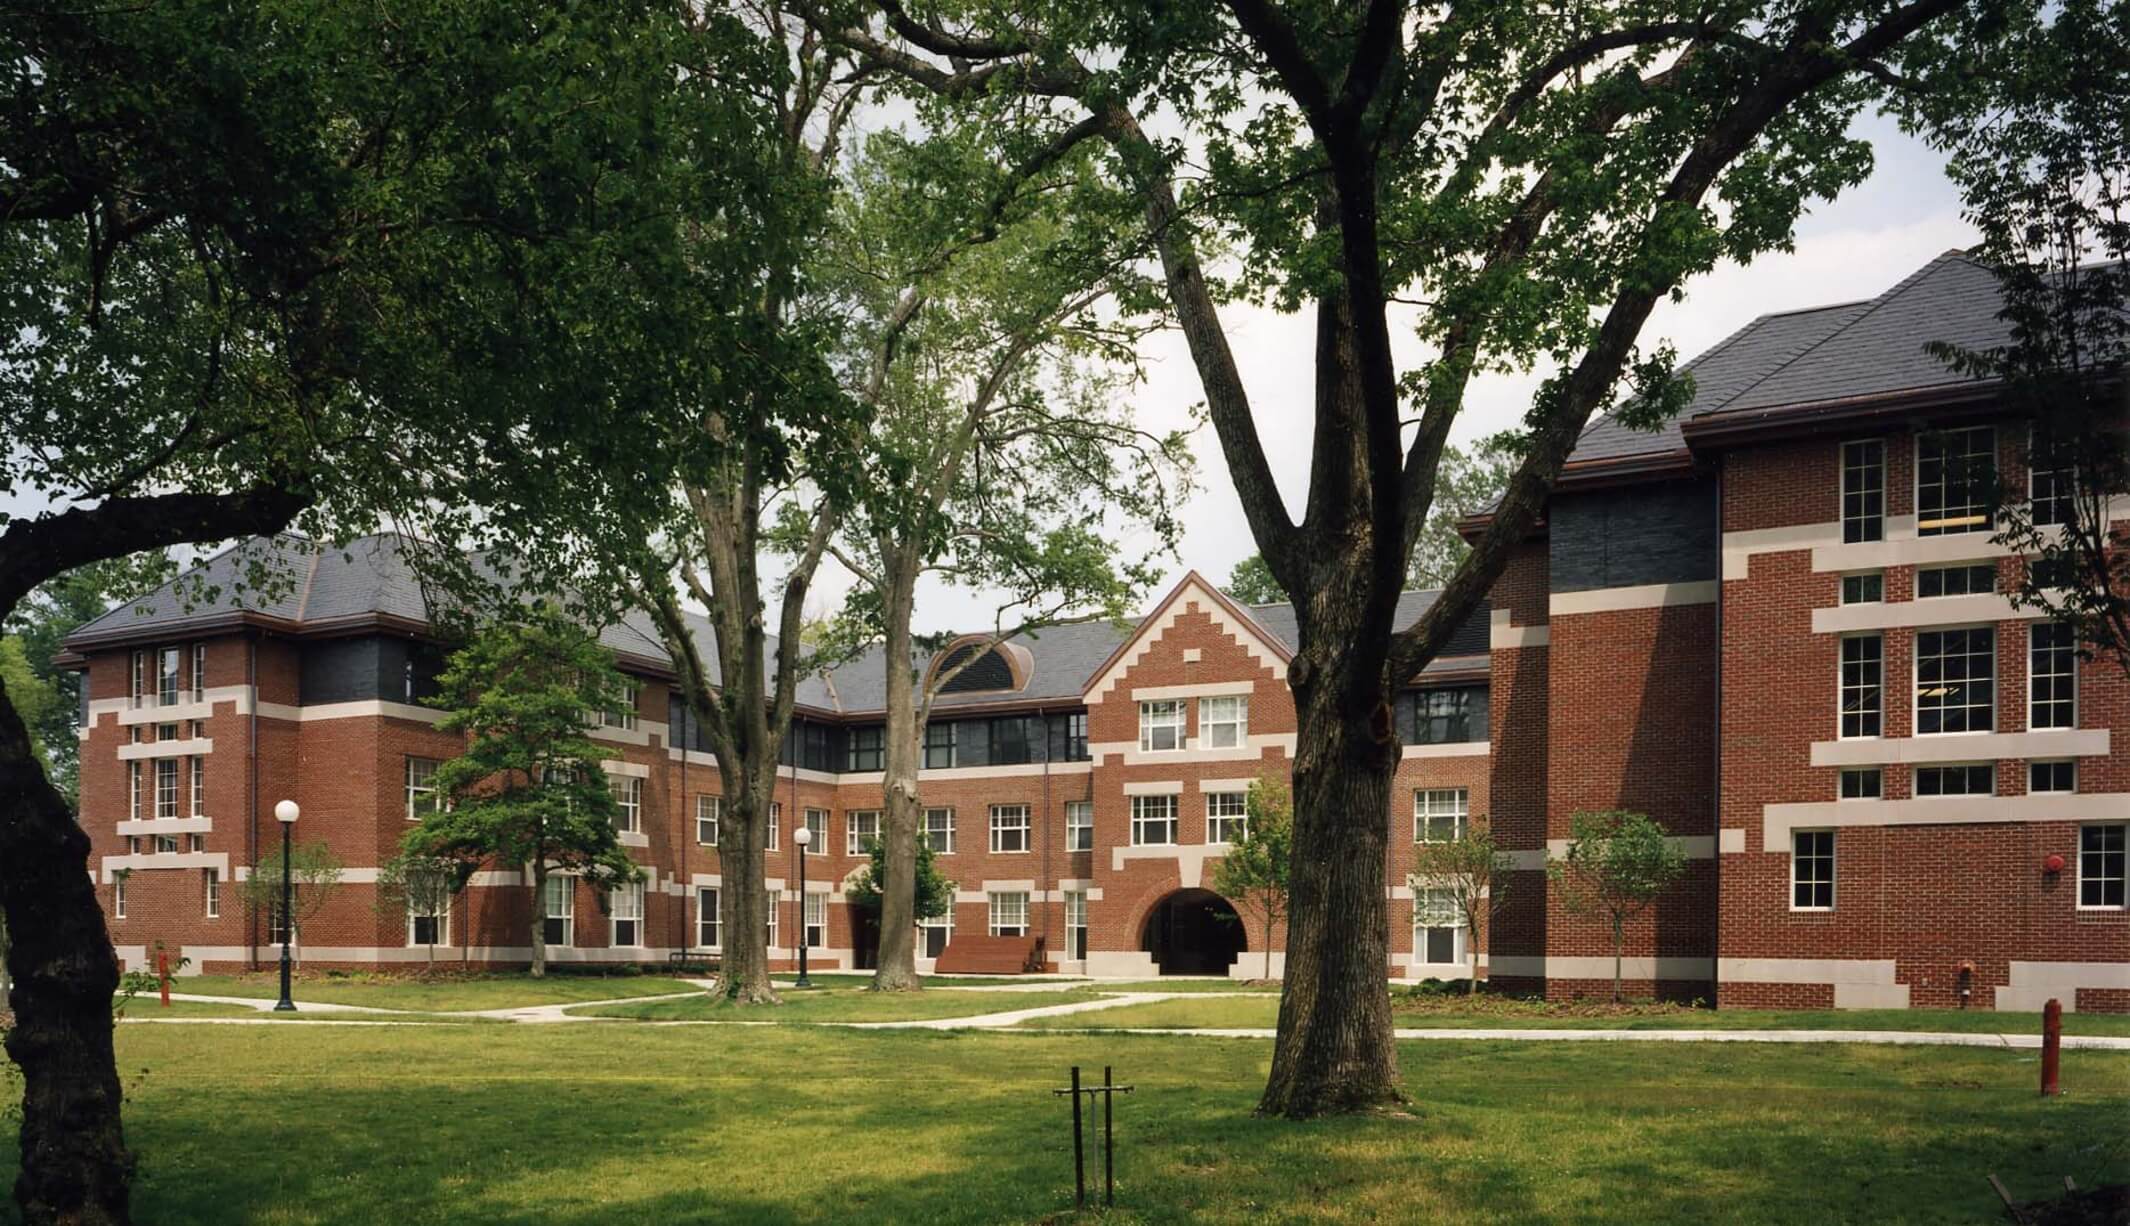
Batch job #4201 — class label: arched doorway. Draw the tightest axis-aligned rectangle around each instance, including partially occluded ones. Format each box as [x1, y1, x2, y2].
[1141, 889, 1246, 975]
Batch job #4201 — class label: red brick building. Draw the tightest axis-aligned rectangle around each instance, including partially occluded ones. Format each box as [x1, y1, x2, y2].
[61, 251, 2129, 1011]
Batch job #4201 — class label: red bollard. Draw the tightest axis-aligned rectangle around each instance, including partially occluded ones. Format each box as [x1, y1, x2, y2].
[2040, 997, 2061, 1097]
[158, 949, 171, 1009]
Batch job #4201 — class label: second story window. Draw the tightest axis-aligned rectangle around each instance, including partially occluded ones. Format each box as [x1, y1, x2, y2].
[1414, 789, 1468, 843]
[1840, 572, 1884, 604]
[1840, 439, 1885, 543]
[1138, 699, 1185, 752]
[1411, 687, 1487, 744]
[846, 726, 884, 772]
[614, 777, 644, 834]
[695, 795, 720, 845]
[1206, 791, 1249, 844]
[600, 681, 640, 731]
[154, 758, 179, 819]
[1065, 801, 1093, 852]
[2030, 622, 2076, 729]
[920, 806, 955, 854]
[157, 646, 181, 707]
[1199, 696, 1249, 749]
[1916, 627, 1994, 734]
[846, 809, 879, 856]
[1917, 563, 1996, 598]
[1917, 425, 1995, 536]
[989, 804, 1030, 853]
[1130, 794, 1178, 845]
[803, 807, 827, 853]
[923, 721, 957, 770]
[1839, 635, 1882, 739]
[405, 757, 440, 821]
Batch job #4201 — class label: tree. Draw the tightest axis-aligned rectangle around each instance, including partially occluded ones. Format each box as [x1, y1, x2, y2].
[374, 854, 468, 968]
[0, 642, 55, 784]
[819, 0, 1993, 1117]
[820, 131, 1188, 992]
[1, 7, 783, 1216]
[1211, 775, 1295, 982]
[844, 834, 954, 928]
[403, 614, 641, 979]
[1547, 811, 1687, 1004]
[1913, 0, 2130, 673]
[1409, 824, 1511, 995]
[235, 841, 346, 966]
[1225, 555, 1287, 605]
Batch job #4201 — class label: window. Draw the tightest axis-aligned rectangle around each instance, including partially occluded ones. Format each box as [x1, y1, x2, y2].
[2031, 760, 2075, 794]
[267, 898, 293, 945]
[154, 758, 179, 819]
[1840, 635, 1883, 739]
[155, 833, 179, 854]
[697, 887, 721, 950]
[2079, 824, 2126, 909]
[1917, 563, 1997, 598]
[797, 722, 837, 773]
[130, 650, 146, 708]
[156, 722, 178, 743]
[611, 882, 644, 947]
[846, 726, 884, 772]
[1414, 890, 1462, 966]
[923, 721, 957, 770]
[1066, 801, 1093, 852]
[614, 776, 644, 834]
[1130, 794, 1178, 846]
[1840, 572, 1884, 605]
[988, 891, 1029, 937]
[189, 756, 205, 816]
[1411, 687, 1487, 744]
[1917, 425, 1995, 536]
[1915, 764, 1994, 796]
[1916, 627, 1994, 734]
[1414, 789, 1468, 843]
[192, 642, 207, 698]
[921, 807, 955, 854]
[989, 804, 1030, 853]
[542, 876, 574, 947]
[990, 716, 1042, 765]
[1838, 767, 1882, 800]
[766, 802, 780, 849]
[396, 756, 438, 822]
[2030, 427, 2075, 528]
[601, 680, 640, 731]
[1206, 791, 1249, 844]
[847, 810, 880, 856]
[157, 646, 181, 706]
[803, 807, 827, 854]
[409, 893, 450, 947]
[918, 908, 954, 958]
[803, 892, 826, 948]
[128, 762, 141, 821]
[696, 795, 720, 846]
[1791, 830, 1835, 910]
[1064, 890, 1088, 960]
[202, 868, 221, 918]
[1840, 439, 1886, 543]
[1137, 700, 1185, 752]
[765, 890, 779, 949]
[1199, 696, 1249, 749]
[1058, 712, 1089, 762]
[113, 876, 126, 920]
[2030, 623, 2077, 730]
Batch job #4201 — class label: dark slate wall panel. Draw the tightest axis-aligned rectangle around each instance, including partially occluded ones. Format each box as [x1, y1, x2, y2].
[1549, 479, 1717, 594]
[300, 637, 385, 704]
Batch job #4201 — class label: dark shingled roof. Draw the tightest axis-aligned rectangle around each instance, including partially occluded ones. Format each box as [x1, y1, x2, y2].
[1565, 250, 2011, 466]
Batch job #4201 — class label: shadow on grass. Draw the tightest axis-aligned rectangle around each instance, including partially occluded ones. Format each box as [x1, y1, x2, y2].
[7, 1026, 2122, 1224]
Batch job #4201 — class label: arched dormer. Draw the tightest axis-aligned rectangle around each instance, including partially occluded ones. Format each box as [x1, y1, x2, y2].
[929, 636, 1034, 696]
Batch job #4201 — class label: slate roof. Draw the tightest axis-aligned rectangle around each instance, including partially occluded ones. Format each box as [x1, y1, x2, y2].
[1565, 250, 2012, 466]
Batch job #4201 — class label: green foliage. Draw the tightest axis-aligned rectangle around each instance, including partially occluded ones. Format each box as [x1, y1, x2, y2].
[374, 853, 469, 963]
[1224, 555, 1286, 605]
[237, 841, 346, 934]
[0, 639, 54, 776]
[1409, 823, 1512, 994]
[1211, 775, 1294, 979]
[843, 836, 953, 923]
[1549, 811, 1688, 1002]
[402, 614, 641, 942]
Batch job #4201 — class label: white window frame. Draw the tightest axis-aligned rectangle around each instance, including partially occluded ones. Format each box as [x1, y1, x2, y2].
[1065, 801, 1093, 852]
[1064, 889, 1088, 960]
[1916, 562, 1997, 599]
[204, 868, 220, 918]
[1916, 424, 1995, 536]
[130, 650, 146, 709]
[1839, 633, 1883, 740]
[921, 806, 955, 855]
[1413, 889, 1465, 967]
[542, 876, 575, 947]
[803, 891, 826, 949]
[2029, 622, 2077, 730]
[1199, 695, 1249, 749]
[766, 802, 780, 849]
[1837, 767, 1882, 801]
[697, 886, 722, 950]
[1840, 438, 1886, 544]
[154, 757, 179, 820]
[765, 889, 779, 949]
[988, 890, 1030, 937]
[2029, 423, 2075, 528]
[989, 804, 1031, 854]
[611, 881, 645, 947]
[2077, 823, 2126, 911]
[1915, 762, 1995, 796]
[1414, 788, 1469, 843]
[917, 908, 954, 959]
[1205, 790, 1249, 845]
[408, 892, 452, 947]
[113, 876, 126, 920]
[190, 755, 205, 817]
[157, 646, 181, 707]
[1915, 624, 1995, 735]
[2030, 760, 2076, 795]
[696, 795, 720, 846]
[601, 680, 640, 731]
[847, 809, 880, 856]
[1790, 829, 1836, 911]
[614, 776, 644, 834]
[191, 641, 207, 700]
[1137, 699, 1185, 752]
[1839, 571, 1884, 606]
[1130, 794, 1178, 846]
[128, 761, 142, 821]
[803, 807, 828, 855]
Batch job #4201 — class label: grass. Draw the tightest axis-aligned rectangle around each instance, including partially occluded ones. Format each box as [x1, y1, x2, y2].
[572, 985, 1100, 1022]
[173, 971, 703, 1012]
[1020, 994, 2130, 1035]
[1098, 978, 1283, 993]
[4, 1023, 2119, 1223]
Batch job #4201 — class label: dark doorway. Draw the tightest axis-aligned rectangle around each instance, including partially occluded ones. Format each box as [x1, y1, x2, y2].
[1141, 889, 1246, 975]
[852, 907, 880, 971]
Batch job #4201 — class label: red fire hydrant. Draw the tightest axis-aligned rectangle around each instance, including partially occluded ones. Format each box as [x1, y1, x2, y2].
[157, 949, 171, 1009]
[2040, 997, 2062, 1097]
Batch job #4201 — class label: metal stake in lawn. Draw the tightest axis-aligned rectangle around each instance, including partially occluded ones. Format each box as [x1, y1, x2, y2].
[1052, 1065, 1133, 1209]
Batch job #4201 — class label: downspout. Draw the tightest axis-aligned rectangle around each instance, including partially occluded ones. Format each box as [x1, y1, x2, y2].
[1040, 710, 1052, 965]
[1710, 464, 1724, 1006]
[678, 703, 689, 953]
[247, 635, 258, 971]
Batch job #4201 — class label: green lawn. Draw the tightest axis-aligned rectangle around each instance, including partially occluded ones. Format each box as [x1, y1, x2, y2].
[572, 985, 1100, 1022]
[1098, 978, 1283, 993]
[1022, 995, 2130, 1036]
[777, 972, 1083, 989]
[173, 972, 702, 1012]
[6, 1024, 2119, 1223]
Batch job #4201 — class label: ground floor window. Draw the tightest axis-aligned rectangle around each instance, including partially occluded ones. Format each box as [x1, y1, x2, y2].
[697, 887, 721, 950]
[918, 909, 954, 959]
[1413, 889, 1462, 967]
[1792, 830, 1835, 910]
[804, 892, 826, 949]
[611, 881, 645, 947]
[2081, 824, 2126, 910]
[114, 876, 127, 920]
[408, 893, 450, 946]
[1205, 791, 1248, 844]
[1130, 794, 1178, 846]
[1064, 890, 1088, 960]
[204, 868, 220, 918]
[267, 900, 292, 945]
[765, 890, 779, 948]
[543, 876, 574, 947]
[989, 891, 1029, 937]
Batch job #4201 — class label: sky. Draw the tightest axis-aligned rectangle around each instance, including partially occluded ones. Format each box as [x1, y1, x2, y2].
[851, 109, 1980, 635]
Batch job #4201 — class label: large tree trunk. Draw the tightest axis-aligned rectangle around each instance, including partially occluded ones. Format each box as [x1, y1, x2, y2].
[2, 687, 134, 1226]
[871, 561, 921, 992]
[717, 772, 777, 1004]
[529, 863, 547, 979]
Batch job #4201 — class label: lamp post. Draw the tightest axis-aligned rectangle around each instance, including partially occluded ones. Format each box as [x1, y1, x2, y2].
[273, 799, 299, 1011]
[791, 824, 814, 989]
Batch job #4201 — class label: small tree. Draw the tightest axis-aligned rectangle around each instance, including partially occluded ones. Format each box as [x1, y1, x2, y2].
[1409, 824, 1511, 995]
[238, 841, 345, 966]
[1211, 775, 1294, 981]
[844, 835, 953, 931]
[374, 854, 467, 967]
[1548, 811, 1687, 1003]
[405, 612, 642, 978]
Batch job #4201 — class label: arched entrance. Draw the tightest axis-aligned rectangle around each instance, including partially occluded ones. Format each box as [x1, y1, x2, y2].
[1140, 889, 1246, 975]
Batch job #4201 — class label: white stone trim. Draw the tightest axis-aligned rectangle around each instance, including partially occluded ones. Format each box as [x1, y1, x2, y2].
[1811, 592, 2045, 634]
[1721, 957, 1911, 1008]
[1762, 791, 2130, 847]
[1181, 648, 1202, 663]
[1489, 955, 1713, 980]
[1090, 732, 1297, 766]
[1109, 843, 1225, 889]
[255, 699, 447, 725]
[1721, 521, 1832, 581]
[1085, 577, 1287, 704]
[1402, 740, 1489, 759]
[99, 852, 229, 881]
[1197, 777, 1255, 793]
[1129, 681, 1256, 701]
[1121, 780, 1183, 796]
[617, 831, 650, 848]
[1810, 728, 2109, 767]
[1503, 836, 1713, 870]
[1718, 828, 1746, 854]
[829, 761, 1096, 786]
[588, 721, 663, 748]
[1488, 607, 1549, 649]
[115, 817, 212, 837]
[116, 737, 213, 761]
[1084, 950, 1160, 977]
[1995, 961, 2130, 1012]
[600, 759, 652, 778]
[1549, 581, 1718, 617]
